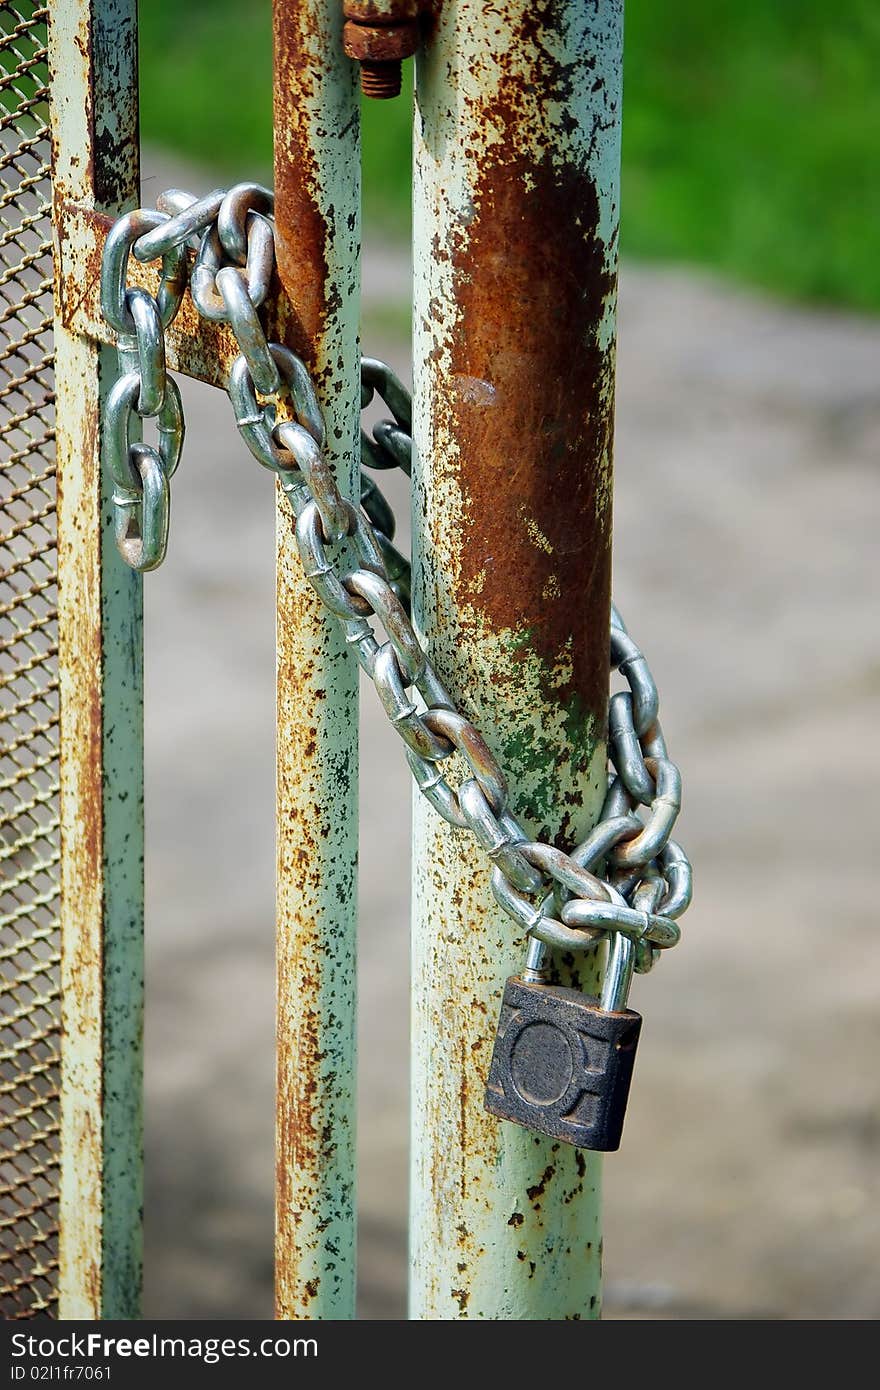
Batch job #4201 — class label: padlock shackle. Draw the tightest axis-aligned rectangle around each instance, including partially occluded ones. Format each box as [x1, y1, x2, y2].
[600, 930, 635, 1013]
[522, 883, 635, 1010]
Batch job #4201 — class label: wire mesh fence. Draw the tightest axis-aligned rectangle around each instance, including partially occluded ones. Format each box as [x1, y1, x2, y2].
[0, 0, 59, 1320]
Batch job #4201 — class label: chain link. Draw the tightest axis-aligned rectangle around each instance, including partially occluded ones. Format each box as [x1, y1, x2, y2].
[100, 184, 693, 972]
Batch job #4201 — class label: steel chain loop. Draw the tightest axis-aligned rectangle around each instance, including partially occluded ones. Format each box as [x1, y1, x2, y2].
[100, 185, 693, 972]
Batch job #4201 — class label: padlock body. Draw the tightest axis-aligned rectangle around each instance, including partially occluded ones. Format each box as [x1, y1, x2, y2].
[484, 976, 642, 1152]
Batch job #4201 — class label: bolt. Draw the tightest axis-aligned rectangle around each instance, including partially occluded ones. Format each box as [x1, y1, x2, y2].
[342, 17, 420, 101]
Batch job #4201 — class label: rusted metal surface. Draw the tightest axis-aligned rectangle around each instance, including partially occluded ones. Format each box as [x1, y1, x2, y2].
[273, 0, 361, 1320]
[342, 20, 418, 59]
[48, 0, 143, 1319]
[410, 0, 622, 1317]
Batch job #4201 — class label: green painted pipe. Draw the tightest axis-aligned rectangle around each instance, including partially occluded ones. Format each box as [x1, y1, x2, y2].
[410, 0, 623, 1320]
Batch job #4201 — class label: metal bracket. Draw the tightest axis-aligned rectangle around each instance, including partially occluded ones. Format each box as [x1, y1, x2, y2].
[54, 202, 295, 390]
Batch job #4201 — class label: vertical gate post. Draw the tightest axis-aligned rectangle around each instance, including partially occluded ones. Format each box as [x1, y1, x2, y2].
[48, 0, 143, 1319]
[272, 1, 361, 1320]
[411, 1, 623, 1318]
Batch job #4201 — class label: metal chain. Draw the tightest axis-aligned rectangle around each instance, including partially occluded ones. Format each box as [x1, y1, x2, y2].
[99, 184, 693, 976]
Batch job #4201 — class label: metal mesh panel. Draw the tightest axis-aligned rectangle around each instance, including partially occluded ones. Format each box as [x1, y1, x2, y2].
[0, 1, 59, 1319]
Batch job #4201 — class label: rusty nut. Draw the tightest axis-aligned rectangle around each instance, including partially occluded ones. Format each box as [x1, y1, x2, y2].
[342, 19, 420, 63]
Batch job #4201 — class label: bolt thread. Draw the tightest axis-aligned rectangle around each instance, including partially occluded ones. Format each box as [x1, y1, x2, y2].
[360, 60, 402, 99]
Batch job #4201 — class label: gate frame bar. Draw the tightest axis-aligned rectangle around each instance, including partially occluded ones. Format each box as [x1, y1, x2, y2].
[272, 0, 362, 1321]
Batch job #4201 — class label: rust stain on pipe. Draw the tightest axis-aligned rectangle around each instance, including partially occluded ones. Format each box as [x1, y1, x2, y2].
[55, 380, 105, 1319]
[273, 8, 333, 372]
[439, 47, 616, 739]
[446, 156, 615, 727]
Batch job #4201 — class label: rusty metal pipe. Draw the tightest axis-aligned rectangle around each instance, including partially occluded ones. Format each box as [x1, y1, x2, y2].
[410, 0, 623, 1319]
[272, 0, 361, 1320]
[49, 0, 144, 1319]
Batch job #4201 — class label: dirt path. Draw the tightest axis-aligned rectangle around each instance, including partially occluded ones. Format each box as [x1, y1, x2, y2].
[140, 153, 880, 1320]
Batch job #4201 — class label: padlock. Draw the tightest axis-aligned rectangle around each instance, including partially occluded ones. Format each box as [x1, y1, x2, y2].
[484, 925, 641, 1152]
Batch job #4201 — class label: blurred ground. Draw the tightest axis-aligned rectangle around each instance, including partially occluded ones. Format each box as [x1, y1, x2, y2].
[140, 154, 880, 1320]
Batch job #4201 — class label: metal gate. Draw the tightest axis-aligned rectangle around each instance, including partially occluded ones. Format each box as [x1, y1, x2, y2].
[2, 0, 625, 1320]
[1, 0, 59, 1319]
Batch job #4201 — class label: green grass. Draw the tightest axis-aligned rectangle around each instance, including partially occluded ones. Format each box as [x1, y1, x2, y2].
[139, 0, 880, 312]
[622, 1, 880, 310]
